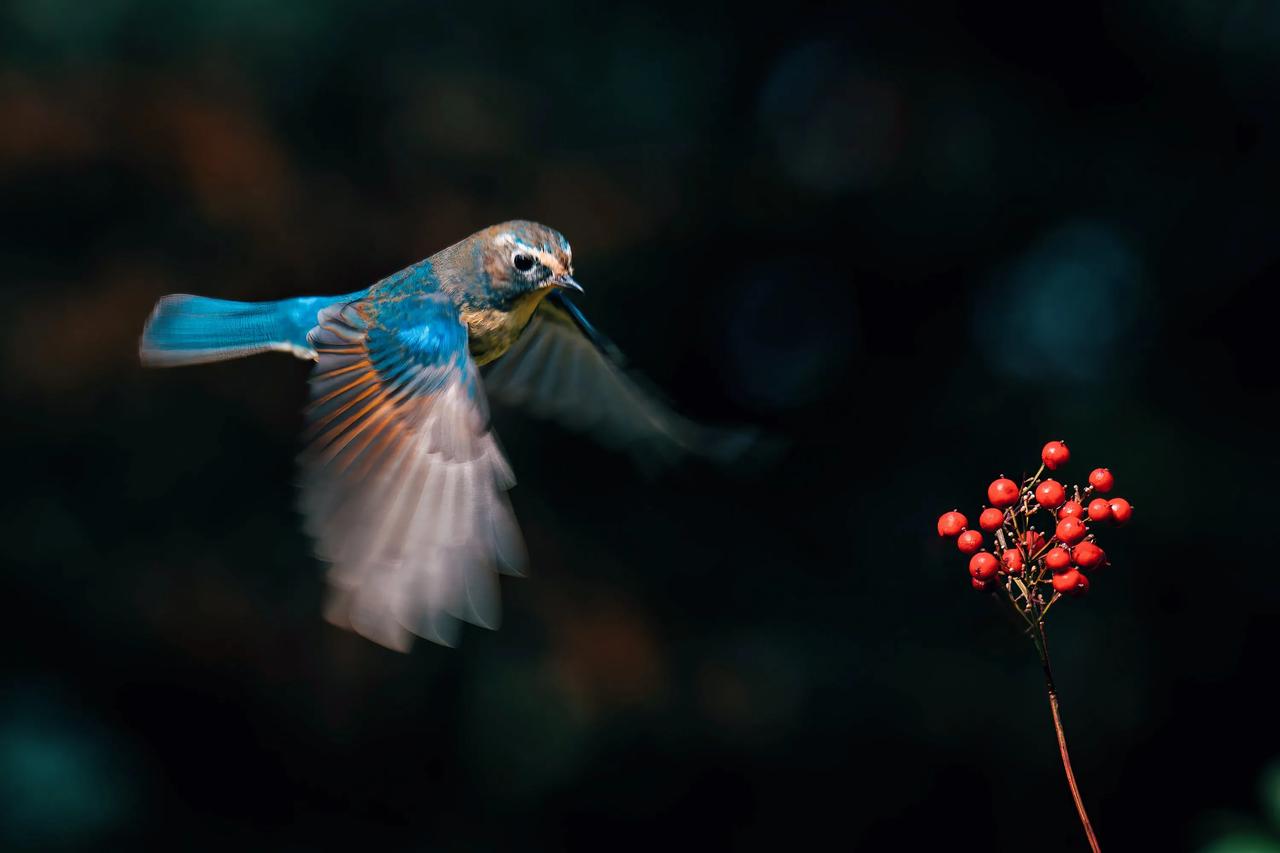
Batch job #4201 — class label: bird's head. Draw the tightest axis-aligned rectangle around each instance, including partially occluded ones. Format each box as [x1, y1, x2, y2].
[443, 220, 579, 309]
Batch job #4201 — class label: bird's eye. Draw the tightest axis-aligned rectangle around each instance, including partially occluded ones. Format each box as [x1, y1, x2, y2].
[513, 253, 534, 273]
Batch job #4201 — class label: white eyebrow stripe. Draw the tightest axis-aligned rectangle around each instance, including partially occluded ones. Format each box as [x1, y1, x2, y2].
[497, 234, 567, 274]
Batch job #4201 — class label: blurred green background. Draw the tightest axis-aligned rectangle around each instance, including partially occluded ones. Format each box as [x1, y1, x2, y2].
[3, 1, 1279, 850]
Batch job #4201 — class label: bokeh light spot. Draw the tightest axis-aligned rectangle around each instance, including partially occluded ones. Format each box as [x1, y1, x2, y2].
[723, 263, 857, 411]
[0, 695, 136, 847]
[758, 41, 903, 193]
[973, 221, 1145, 384]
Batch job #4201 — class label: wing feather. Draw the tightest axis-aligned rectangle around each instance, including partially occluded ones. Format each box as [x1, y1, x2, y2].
[485, 294, 757, 464]
[300, 294, 523, 650]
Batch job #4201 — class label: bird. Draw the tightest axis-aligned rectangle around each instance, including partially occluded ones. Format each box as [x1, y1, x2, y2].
[139, 220, 749, 651]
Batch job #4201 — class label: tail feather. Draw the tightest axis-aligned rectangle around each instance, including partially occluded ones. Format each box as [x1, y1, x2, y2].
[139, 293, 363, 368]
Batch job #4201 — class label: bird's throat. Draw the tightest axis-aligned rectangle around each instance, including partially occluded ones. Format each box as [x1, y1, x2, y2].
[463, 289, 552, 366]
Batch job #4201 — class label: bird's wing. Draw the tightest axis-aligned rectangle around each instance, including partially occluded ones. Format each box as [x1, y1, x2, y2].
[299, 294, 524, 651]
[483, 292, 756, 465]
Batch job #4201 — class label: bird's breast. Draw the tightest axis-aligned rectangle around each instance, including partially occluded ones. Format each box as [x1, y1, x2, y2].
[462, 290, 550, 366]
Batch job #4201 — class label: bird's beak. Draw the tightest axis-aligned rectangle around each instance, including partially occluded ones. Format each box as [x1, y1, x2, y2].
[552, 274, 584, 293]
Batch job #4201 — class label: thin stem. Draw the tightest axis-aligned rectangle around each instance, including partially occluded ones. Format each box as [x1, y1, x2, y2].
[1031, 535, 1058, 563]
[1002, 581, 1035, 630]
[1033, 624, 1101, 853]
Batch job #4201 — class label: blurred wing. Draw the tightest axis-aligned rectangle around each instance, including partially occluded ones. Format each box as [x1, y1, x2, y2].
[299, 295, 524, 651]
[484, 293, 755, 465]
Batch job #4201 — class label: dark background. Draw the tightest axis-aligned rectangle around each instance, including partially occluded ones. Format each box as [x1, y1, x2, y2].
[3, 1, 1278, 850]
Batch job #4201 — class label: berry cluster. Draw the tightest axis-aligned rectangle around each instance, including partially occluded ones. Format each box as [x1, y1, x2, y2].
[936, 440, 1132, 605]
[933, 440, 1127, 853]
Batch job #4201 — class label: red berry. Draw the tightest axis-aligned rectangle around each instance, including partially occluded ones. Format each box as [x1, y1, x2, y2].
[1087, 498, 1112, 522]
[971, 577, 993, 591]
[1035, 479, 1066, 509]
[1072, 541, 1106, 570]
[969, 551, 999, 581]
[1058, 500, 1084, 520]
[1056, 516, 1087, 544]
[1088, 468, 1114, 493]
[937, 510, 968, 538]
[1001, 549, 1024, 575]
[957, 529, 983, 554]
[1044, 547, 1073, 573]
[978, 507, 1005, 532]
[1041, 441, 1070, 470]
[1109, 498, 1133, 525]
[1021, 529, 1046, 555]
[1052, 568, 1089, 596]
[987, 478, 1020, 508]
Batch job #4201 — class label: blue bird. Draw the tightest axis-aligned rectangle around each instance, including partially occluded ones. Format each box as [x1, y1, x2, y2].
[140, 221, 746, 651]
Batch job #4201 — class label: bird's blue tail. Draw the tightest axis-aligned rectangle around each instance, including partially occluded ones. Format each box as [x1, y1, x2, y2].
[139, 292, 365, 367]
